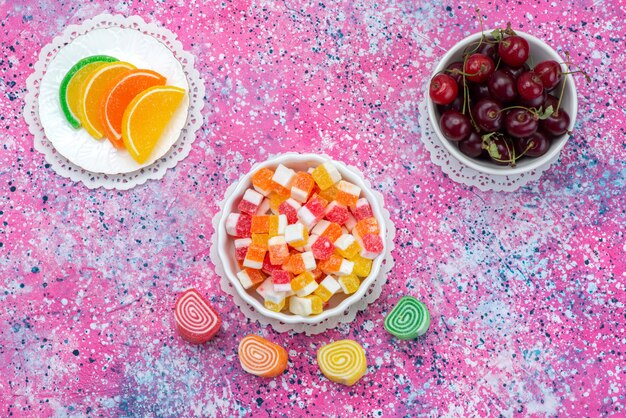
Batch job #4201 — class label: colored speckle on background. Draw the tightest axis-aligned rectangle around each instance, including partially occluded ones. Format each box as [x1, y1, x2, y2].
[1, 1, 625, 417]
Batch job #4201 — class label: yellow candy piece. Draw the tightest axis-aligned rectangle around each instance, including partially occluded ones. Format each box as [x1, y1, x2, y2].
[291, 271, 314, 292]
[318, 184, 338, 202]
[338, 274, 360, 294]
[264, 298, 285, 312]
[314, 276, 341, 302]
[269, 193, 289, 214]
[251, 233, 269, 249]
[317, 340, 367, 386]
[311, 162, 341, 190]
[334, 234, 361, 259]
[349, 254, 372, 278]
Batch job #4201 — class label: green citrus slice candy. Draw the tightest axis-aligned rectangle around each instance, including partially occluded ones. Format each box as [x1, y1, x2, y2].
[59, 55, 118, 128]
[77, 61, 136, 139]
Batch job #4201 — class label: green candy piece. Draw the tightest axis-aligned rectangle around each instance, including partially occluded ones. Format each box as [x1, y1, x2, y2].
[384, 296, 430, 340]
[58, 55, 118, 128]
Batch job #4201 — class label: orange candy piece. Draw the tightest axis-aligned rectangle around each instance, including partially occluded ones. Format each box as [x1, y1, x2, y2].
[238, 335, 288, 378]
[100, 69, 166, 148]
[251, 168, 274, 196]
[251, 215, 271, 234]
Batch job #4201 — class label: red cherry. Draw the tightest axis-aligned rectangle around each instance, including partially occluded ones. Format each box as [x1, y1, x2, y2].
[534, 60, 562, 91]
[464, 53, 495, 83]
[498, 35, 530, 68]
[517, 71, 544, 101]
[429, 73, 459, 105]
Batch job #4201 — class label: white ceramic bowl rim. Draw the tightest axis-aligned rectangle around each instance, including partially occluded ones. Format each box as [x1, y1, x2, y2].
[216, 153, 387, 325]
[426, 30, 578, 176]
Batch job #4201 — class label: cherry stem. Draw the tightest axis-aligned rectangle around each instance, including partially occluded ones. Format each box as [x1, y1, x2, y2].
[515, 142, 535, 160]
[556, 52, 570, 114]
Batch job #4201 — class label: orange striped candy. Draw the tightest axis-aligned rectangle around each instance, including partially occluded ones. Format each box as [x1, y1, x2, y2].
[238, 335, 288, 378]
[174, 289, 222, 344]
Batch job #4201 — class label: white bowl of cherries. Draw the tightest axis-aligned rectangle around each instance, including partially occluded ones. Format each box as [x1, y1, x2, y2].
[427, 26, 583, 175]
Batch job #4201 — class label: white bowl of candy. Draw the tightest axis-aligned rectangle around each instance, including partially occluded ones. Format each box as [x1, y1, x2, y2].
[215, 153, 388, 325]
[426, 28, 578, 175]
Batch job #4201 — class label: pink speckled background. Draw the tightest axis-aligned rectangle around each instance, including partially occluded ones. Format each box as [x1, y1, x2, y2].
[1, 1, 625, 417]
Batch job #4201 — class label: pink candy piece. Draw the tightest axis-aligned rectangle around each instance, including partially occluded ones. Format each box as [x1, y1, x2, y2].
[226, 213, 252, 237]
[311, 235, 335, 261]
[238, 189, 264, 215]
[360, 233, 384, 259]
[352, 198, 373, 220]
[325, 201, 349, 225]
[278, 198, 301, 224]
[272, 270, 293, 292]
[262, 253, 283, 275]
[298, 197, 326, 228]
[234, 238, 252, 261]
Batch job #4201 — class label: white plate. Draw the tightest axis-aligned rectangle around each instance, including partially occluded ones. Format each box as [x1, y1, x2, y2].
[38, 27, 190, 174]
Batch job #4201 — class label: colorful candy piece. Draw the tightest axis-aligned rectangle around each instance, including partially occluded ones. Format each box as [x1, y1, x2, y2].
[256, 277, 287, 311]
[384, 296, 431, 340]
[272, 270, 293, 292]
[349, 253, 372, 278]
[318, 254, 354, 276]
[238, 189, 265, 215]
[244, 243, 267, 269]
[314, 275, 341, 302]
[262, 253, 283, 275]
[352, 198, 373, 220]
[59, 55, 119, 128]
[311, 162, 341, 190]
[317, 340, 367, 386]
[238, 335, 288, 378]
[338, 274, 360, 294]
[251, 233, 269, 249]
[269, 192, 290, 214]
[226, 213, 252, 237]
[359, 234, 384, 259]
[310, 267, 324, 282]
[311, 220, 342, 243]
[297, 196, 327, 229]
[345, 213, 357, 232]
[251, 215, 270, 234]
[268, 214, 287, 237]
[353, 217, 380, 240]
[278, 198, 301, 224]
[290, 171, 315, 203]
[335, 180, 361, 207]
[325, 201, 350, 225]
[268, 236, 290, 265]
[291, 271, 319, 297]
[100, 68, 167, 148]
[272, 164, 296, 192]
[236, 268, 265, 289]
[284, 222, 308, 247]
[283, 251, 316, 275]
[334, 234, 361, 259]
[289, 295, 323, 316]
[256, 198, 271, 215]
[234, 238, 252, 261]
[318, 184, 338, 202]
[311, 235, 335, 260]
[251, 168, 274, 196]
[174, 289, 222, 344]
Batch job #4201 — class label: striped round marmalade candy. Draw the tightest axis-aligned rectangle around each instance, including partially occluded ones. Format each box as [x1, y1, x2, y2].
[238, 335, 288, 378]
[317, 340, 367, 386]
[174, 289, 222, 344]
[383, 296, 430, 340]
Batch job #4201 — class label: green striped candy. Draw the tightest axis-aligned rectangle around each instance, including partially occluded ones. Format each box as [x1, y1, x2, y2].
[384, 296, 430, 340]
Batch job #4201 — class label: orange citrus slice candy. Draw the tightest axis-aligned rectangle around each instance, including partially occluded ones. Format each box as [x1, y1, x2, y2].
[64, 61, 112, 128]
[100, 69, 167, 149]
[77, 61, 136, 139]
[122, 86, 186, 164]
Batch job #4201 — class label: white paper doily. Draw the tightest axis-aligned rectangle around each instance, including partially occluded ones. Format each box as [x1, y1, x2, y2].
[209, 154, 396, 335]
[24, 14, 205, 190]
[418, 93, 559, 192]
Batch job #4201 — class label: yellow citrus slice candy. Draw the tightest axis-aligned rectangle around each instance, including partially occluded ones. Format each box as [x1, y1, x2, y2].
[64, 61, 111, 128]
[77, 61, 136, 139]
[122, 86, 186, 164]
